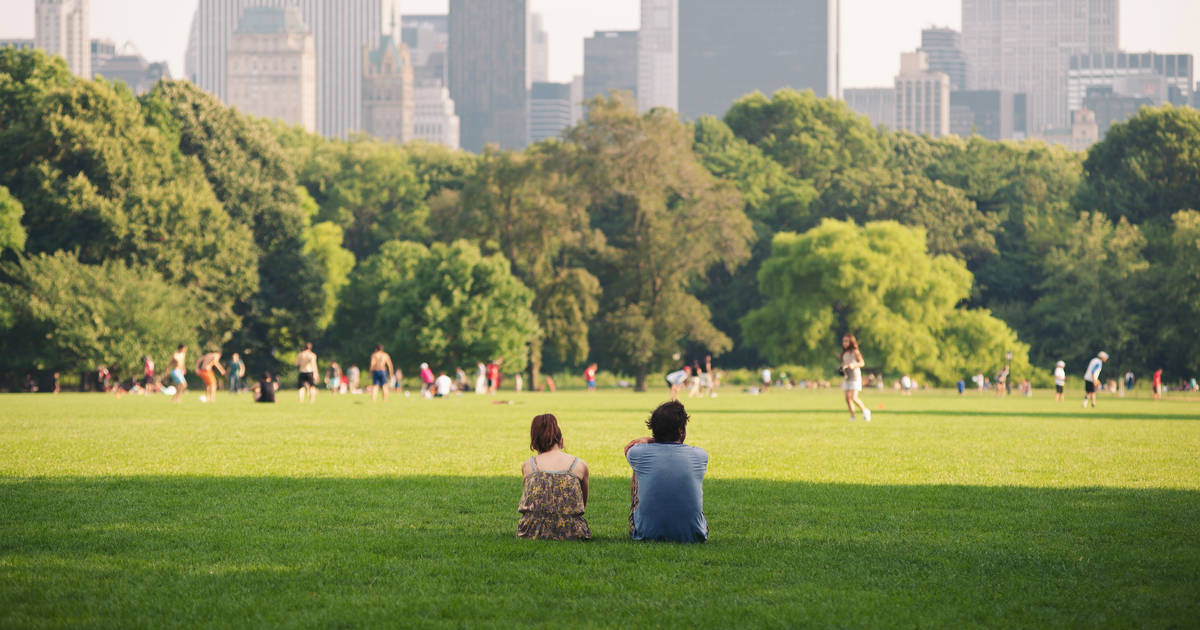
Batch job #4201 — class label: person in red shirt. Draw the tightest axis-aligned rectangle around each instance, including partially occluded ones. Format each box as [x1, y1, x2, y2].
[487, 360, 502, 394]
[584, 363, 597, 392]
[1152, 368, 1163, 400]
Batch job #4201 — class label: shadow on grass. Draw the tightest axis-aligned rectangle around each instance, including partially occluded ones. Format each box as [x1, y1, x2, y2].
[2, 476, 1197, 628]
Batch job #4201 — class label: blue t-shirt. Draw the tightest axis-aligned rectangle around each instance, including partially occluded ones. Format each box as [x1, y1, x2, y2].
[626, 442, 708, 542]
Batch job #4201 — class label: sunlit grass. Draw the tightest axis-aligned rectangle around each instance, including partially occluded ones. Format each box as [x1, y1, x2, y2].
[2, 389, 1198, 627]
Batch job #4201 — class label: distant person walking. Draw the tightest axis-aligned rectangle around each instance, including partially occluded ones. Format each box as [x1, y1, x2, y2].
[296, 342, 319, 403]
[195, 351, 226, 402]
[665, 366, 690, 401]
[369, 345, 395, 402]
[167, 344, 188, 403]
[760, 367, 772, 392]
[1124, 371, 1135, 393]
[419, 362, 435, 396]
[1152, 368, 1163, 400]
[1082, 351, 1108, 408]
[840, 334, 871, 422]
[1053, 360, 1067, 402]
[516, 413, 591, 541]
[584, 363, 598, 392]
[228, 352, 245, 393]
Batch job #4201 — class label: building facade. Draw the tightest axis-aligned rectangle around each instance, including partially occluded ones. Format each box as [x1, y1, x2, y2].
[1068, 52, 1194, 111]
[1033, 107, 1099, 151]
[413, 83, 460, 149]
[226, 6, 317, 131]
[94, 52, 171, 95]
[962, 0, 1118, 134]
[919, 27, 966, 91]
[186, 0, 382, 138]
[679, 0, 839, 119]
[583, 30, 638, 106]
[90, 38, 114, 65]
[530, 81, 572, 143]
[529, 13, 549, 86]
[448, 0, 528, 152]
[949, 89, 1015, 140]
[0, 39, 36, 51]
[362, 35, 414, 143]
[637, 0, 677, 113]
[1082, 85, 1153, 138]
[35, 0, 90, 78]
[843, 87, 895, 128]
[895, 52, 950, 138]
[401, 14, 448, 85]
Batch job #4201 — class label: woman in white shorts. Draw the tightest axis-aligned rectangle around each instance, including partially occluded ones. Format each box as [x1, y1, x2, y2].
[840, 334, 871, 422]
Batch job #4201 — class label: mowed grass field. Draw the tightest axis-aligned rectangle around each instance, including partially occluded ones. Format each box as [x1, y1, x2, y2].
[1, 388, 1198, 628]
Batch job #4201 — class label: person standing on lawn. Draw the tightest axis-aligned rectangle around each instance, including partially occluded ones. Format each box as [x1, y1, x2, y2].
[624, 401, 708, 543]
[296, 342, 319, 403]
[228, 352, 245, 394]
[840, 334, 871, 422]
[195, 351, 226, 402]
[1083, 351, 1108, 408]
[167, 344, 188, 403]
[516, 413, 591, 540]
[369, 345, 395, 402]
[1054, 360, 1067, 402]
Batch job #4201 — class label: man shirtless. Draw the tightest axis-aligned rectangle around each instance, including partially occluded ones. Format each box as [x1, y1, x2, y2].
[369, 344, 395, 402]
[296, 342, 319, 403]
[167, 344, 188, 403]
[195, 351, 226, 402]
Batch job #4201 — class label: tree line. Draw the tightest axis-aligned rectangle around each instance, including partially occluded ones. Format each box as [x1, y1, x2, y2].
[2, 49, 1198, 390]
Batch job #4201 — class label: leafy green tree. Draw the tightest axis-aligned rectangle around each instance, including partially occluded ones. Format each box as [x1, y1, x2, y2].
[1078, 106, 1200, 225]
[0, 49, 255, 346]
[1027, 212, 1148, 368]
[1, 251, 200, 376]
[332, 240, 538, 374]
[1152, 210, 1200, 376]
[429, 143, 601, 381]
[302, 221, 355, 331]
[568, 96, 753, 389]
[690, 115, 815, 366]
[723, 88, 888, 190]
[141, 80, 330, 365]
[0, 186, 25, 255]
[743, 219, 1029, 384]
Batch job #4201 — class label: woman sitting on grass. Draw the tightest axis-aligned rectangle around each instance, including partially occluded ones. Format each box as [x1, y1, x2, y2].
[516, 413, 591, 540]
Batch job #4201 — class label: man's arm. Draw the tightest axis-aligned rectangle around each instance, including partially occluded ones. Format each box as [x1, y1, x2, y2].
[215, 360, 226, 376]
[625, 436, 653, 457]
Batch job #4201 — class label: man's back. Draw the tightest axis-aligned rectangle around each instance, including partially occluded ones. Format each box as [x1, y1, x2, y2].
[297, 350, 317, 373]
[626, 442, 708, 542]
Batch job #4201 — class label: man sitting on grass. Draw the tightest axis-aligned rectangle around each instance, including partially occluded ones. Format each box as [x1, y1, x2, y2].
[624, 401, 708, 543]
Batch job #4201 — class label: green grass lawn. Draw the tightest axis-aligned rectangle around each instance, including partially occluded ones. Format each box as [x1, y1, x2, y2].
[2, 388, 1198, 628]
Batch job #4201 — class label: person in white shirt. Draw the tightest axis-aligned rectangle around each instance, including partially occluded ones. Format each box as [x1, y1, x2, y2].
[434, 371, 454, 398]
[1053, 360, 1067, 402]
[1082, 351, 1108, 408]
[760, 367, 772, 392]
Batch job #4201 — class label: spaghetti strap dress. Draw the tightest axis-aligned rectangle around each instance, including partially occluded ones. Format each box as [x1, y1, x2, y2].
[516, 456, 591, 540]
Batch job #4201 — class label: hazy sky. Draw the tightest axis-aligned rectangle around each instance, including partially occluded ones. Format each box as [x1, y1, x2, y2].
[2, 0, 1198, 88]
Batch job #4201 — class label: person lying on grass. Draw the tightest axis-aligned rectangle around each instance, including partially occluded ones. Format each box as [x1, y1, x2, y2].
[624, 401, 708, 543]
[516, 413, 591, 540]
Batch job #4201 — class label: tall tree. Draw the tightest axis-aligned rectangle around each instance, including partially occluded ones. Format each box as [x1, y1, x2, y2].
[1151, 210, 1200, 377]
[332, 240, 539, 374]
[0, 50, 256, 346]
[1078, 106, 1200, 226]
[568, 96, 753, 389]
[142, 81, 332, 366]
[428, 143, 601, 382]
[743, 219, 1030, 384]
[0, 186, 25, 255]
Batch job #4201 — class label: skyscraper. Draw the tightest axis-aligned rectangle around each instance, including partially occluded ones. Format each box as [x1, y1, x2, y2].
[529, 13, 549, 85]
[919, 27, 966, 91]
[529, 81, 572, 143]
[448, 0, 528, 152]
[35, 0, 90, 78]
[637, 0, 677, 113]
[362, 34, 414, 143]
[679, 0, 838, 119]
[185, 0, 382, 138]
[843, 87, 895, 128]
[583, 31, 638, 105]
[94, 50, 172, 96]
[1067, 52, 1194, 111]
[412, 83, 460, 149]
[401, 15, 448, 85]
[226, 6, 317, 131]
[895, 52, 950, 138]
[962, 0, 1118, 134]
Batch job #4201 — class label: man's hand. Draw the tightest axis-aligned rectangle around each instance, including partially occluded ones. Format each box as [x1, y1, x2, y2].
[624, 436, 653, 456]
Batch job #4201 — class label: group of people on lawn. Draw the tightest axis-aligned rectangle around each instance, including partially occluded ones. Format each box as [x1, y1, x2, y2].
[516, 400, 708, 543]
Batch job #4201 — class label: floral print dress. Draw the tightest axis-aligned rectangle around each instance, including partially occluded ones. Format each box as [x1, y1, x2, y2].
[516, 456, 591, 540]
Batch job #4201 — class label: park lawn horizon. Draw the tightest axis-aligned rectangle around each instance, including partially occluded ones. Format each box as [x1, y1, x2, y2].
[2, 389, 1198, 628]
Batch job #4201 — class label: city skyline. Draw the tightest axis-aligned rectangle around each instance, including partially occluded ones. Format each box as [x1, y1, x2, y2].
[3, 0, 1198, 92]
